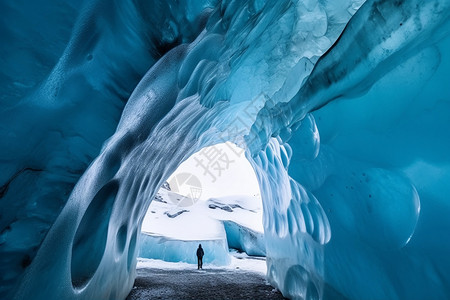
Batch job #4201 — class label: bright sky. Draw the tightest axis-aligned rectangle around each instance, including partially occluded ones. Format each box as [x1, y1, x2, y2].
[166, 142, 261, 201]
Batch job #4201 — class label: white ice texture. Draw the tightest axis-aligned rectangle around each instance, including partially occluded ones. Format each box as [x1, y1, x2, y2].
[1, 0, 450, 299]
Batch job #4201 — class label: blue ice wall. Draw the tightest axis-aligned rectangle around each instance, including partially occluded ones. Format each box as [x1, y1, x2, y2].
[304, 31, 450, 300]
[139, 234, 231, 266]
[1, 0, 450, 299]
[0, 0, 215, 297]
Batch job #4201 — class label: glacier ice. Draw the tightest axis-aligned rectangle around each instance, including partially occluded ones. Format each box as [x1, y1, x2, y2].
[1, 0, 450, 299]
[139, 235, 231, 266]
[223, 221, 266, 257]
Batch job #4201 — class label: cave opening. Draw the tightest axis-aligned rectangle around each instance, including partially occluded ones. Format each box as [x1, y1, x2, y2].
[138, 141, 265, 266]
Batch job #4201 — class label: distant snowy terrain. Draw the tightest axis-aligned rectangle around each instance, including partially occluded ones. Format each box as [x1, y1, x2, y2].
[139, 184, 265, 265]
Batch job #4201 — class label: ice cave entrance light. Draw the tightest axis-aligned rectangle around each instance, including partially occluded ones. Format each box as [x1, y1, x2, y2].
[139, 142, 265, 265]
[165, 141, 261, 202]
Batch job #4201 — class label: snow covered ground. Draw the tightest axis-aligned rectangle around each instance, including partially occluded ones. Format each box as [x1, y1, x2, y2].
[139, 186, 266, 264]
[137, 250, 267, 274]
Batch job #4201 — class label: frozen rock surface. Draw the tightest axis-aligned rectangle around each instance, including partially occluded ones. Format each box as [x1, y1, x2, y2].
[127, 257, 284, 300]
[1, 0, 450, 299]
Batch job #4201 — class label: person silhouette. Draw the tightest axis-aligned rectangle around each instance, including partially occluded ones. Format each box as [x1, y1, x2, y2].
[196, 244, 204, 270]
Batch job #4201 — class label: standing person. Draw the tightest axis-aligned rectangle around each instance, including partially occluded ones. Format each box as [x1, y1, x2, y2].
[196, 244, 204, 270]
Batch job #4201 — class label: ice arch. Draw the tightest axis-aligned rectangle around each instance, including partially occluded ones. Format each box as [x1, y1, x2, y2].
[1, 0, 450, 300]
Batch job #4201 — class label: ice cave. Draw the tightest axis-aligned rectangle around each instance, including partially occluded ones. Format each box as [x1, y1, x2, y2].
[1, 0, 450, 299]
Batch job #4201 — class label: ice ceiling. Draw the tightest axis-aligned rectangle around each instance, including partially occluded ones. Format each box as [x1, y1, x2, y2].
[1, 0, 450, 299]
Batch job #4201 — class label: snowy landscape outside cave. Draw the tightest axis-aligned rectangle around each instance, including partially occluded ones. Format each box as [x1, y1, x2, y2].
[138, 142, 266, 266]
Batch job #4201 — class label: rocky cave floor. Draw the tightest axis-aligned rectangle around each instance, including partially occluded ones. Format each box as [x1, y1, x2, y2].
[126, 267, 286, 299]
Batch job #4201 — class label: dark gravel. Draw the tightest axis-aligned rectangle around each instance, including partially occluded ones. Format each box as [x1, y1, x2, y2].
[127, 267, 287, 299]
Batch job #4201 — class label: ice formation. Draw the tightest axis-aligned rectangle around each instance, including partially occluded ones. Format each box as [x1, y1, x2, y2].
[1, 0, 450, 299]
